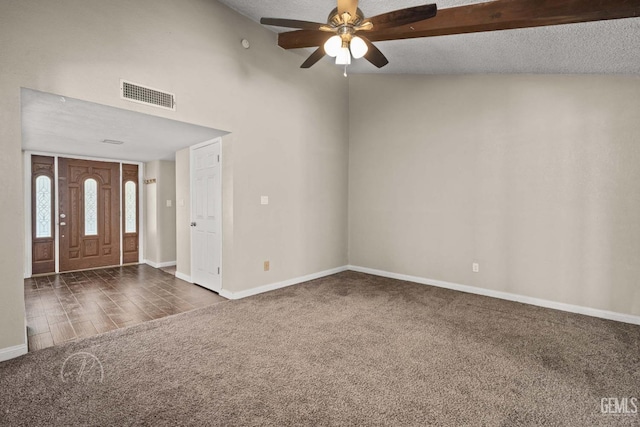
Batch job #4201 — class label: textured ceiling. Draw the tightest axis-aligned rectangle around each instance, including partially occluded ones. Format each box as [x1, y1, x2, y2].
[218, 0, 640, 74]
[21, 89, 227, 162]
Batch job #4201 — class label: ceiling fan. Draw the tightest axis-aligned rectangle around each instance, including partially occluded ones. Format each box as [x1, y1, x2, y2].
[260, 0, 437, 70]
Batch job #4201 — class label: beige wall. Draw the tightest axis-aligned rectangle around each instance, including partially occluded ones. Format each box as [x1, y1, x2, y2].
[0, 0, 349, 353]
[175, 148, 191, 277]
[349, 74, 640, 317]
[144, 161, 159, 263]
[0, 95, 24, 351]
[144, 160, 176, 265]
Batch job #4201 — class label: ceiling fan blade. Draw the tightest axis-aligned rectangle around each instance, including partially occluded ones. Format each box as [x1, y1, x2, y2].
[300, 47, 326, 68]
[367, 4, 437, 31]
[359, 37, 389, 68]
[337, 0, 358, 20]
[277, 30, 328, 49]
[260, 18, 328, 31]
[279, 0, 640, 49]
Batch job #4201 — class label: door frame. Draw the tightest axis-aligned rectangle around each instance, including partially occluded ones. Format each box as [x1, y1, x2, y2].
[23, 151, 144, 278]
[189, 138, 223, 292]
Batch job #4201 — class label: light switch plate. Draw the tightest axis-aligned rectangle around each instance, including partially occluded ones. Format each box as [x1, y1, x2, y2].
[166, 200, 172, 207]
[261, 196, 269, 205]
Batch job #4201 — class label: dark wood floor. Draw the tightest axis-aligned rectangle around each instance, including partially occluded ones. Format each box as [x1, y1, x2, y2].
[24, 264, 226, 351]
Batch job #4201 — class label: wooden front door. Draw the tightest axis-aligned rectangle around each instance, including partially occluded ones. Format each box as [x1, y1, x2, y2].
[58, 158, 120, 272]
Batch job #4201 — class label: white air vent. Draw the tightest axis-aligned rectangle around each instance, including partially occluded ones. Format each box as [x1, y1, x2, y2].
[120, 80, 175, 111]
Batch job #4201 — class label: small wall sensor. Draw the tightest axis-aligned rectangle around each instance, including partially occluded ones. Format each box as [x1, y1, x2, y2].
[241, 39, 250, 49]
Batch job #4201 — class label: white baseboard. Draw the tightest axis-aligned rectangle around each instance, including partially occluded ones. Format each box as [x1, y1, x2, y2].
[0, 343, 28, 363]
[218, 289, 234, 299]
[220, 266, 349, 300]
[144, 260, 177, 269]
[348, 265, 640, 326]
[175, 271, 193, 283]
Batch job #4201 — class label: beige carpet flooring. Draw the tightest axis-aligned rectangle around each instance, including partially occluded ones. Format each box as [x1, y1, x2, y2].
[1, 271, 639, 426]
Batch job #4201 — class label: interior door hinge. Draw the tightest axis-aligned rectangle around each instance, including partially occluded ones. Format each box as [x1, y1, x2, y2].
[217, 267, 220, 274]
[217, 155, 220, 163]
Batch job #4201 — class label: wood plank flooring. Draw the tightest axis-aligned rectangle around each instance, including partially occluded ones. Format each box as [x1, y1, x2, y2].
[24, 264, 226, 351]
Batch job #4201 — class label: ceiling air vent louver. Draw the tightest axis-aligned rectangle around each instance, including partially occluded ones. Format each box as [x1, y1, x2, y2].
[120, 80, 175, 111]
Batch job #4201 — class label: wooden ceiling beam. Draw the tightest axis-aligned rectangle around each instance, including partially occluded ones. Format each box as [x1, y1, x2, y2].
[277, 0, 640, 49]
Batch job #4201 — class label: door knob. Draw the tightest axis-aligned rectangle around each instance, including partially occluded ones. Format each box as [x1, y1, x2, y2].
[60, 222, 66, 226]
[60, 214, 66, 218]
[190, 222, 196, 227]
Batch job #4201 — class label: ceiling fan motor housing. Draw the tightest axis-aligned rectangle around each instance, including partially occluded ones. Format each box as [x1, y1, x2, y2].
[328, 7, 365, 27]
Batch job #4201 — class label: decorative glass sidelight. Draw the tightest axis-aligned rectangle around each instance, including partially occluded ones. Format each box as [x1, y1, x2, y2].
[84, 178, 98, 236]
[35, 175, 52, 238]
[125, 181, 136, 233]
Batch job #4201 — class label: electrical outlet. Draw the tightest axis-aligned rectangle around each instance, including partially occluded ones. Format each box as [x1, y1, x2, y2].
[472, 263, 479, 273]
[264, 261, 270, 271]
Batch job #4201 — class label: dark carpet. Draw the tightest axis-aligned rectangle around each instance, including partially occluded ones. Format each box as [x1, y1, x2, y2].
[1, 271, 639, 426]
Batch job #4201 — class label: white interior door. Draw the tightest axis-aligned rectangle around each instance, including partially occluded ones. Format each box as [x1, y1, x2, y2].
[191, 141, 221, 292]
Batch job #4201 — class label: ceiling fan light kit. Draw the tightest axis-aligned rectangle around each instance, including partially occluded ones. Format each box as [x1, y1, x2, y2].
[323, 34, 366, 64]
[260, 0, 437, 72]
